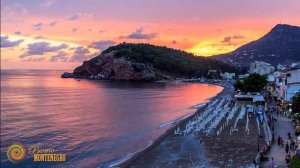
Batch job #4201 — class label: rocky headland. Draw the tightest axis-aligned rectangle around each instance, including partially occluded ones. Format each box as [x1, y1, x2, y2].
[62, 43, 235, 81]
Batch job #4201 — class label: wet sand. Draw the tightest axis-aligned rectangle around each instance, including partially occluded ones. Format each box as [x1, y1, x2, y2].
[118, 88, 266, 168]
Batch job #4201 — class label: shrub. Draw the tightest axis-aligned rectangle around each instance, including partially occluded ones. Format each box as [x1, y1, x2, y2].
[288, 155, 300, 168]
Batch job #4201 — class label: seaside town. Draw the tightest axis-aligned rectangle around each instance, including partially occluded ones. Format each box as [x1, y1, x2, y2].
[201, 61, 300, 168]
[123, 61, 300, 168]
[2, 1, 300, 168]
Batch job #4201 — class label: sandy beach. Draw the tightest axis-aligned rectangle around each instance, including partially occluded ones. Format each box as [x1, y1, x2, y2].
[117, 85, 267, 168]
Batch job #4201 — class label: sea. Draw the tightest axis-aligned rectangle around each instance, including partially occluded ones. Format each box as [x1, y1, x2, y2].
[0, 69, 223, 168]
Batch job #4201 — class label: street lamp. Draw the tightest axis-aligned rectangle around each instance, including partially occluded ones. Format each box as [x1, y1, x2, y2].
[257, 135, 264, 152]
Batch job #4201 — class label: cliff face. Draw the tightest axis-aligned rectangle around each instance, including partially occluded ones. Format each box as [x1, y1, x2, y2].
[70, 52, 163, 81]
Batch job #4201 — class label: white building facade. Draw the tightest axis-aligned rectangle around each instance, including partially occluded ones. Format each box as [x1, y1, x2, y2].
[249, 61, 275, 75]
[284, 68, 300, 101]
[221, 72, 235, 80]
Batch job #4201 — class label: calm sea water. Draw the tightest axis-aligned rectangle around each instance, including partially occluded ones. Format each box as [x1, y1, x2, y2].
[0, 70, 223, 168]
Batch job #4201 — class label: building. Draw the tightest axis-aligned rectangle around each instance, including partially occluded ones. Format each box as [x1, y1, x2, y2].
[238, 74, 249, 79]
[277, 64, 286, 71]
[291, 62, 300, 68]
[286, 68, 300, 84]
[249, 61, 275, 75]
[284, 67, 300, 101]
[272, 63, 300, 102]
[221, 72, 235, 80]
[267, 74, 275, 82]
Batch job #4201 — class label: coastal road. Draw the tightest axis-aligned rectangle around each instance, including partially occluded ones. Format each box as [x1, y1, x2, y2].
[261, 116, 294, 168]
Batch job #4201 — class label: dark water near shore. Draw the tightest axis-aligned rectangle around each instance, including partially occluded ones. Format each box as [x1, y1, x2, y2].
[0, 70, 223, 168]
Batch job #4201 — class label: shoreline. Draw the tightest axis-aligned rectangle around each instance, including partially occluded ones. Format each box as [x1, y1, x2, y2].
[118, 81, 265, 167]
[115, 85, 226, 167]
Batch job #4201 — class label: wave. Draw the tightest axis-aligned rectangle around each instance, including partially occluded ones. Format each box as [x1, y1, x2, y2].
[158, 113, 194, 129]
[158, 102, 207, 129]
[192, 102, 207, 109]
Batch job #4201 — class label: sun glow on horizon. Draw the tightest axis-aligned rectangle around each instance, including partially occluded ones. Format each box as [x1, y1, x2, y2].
[186, 41, 238, 56]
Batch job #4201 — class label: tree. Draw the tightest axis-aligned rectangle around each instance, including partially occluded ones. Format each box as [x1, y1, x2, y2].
[244, 73, 268, 92]
[234, 80, 244, 91]
[234, 73, 268, 92]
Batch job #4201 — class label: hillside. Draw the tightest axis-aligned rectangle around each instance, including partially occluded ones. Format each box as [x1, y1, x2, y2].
[213, 24, 300, 66]
[64, 43, 235, 81]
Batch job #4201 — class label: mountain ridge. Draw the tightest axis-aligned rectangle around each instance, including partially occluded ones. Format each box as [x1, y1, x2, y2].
[212, 24, 300, 66]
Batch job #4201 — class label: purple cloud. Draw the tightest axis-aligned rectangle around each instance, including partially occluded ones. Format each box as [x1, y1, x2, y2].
[221, 36, 231, 43]
[88, 40, 116, 50]
[69, 46, 95, 62]
[1, 36, 24, 48]
[50, 51, 68, 62]
[34, 35, 47, 39]
[124, 28, 157, 40]
[39, 0, 56, 8]
[221, 34, 245, 44]
[72, 28, 77, 32]
[233, 34, 245, 39]
[25, 57, 46, 62]
[33, 22, 43, 31]
[68, 14, 79, 20]
[48, 21, 58, 26]
[14, 31, 22, 35]
[20, 42, 68, 58]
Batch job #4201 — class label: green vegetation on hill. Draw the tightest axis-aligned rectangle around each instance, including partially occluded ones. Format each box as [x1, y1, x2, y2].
[234, 73, 268, 92]
[103, 43, 235, 78]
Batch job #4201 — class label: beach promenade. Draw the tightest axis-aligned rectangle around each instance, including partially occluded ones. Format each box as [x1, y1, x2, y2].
[261, 116, 295, 168]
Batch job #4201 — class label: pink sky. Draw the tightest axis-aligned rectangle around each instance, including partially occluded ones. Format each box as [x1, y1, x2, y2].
[1, 0, 300, 70]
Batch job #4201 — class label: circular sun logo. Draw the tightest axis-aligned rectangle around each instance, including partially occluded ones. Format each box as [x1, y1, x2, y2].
[7, 143, 26, 163]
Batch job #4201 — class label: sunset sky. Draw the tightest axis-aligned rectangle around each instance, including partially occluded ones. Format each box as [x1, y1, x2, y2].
[1, 0, 300, 70]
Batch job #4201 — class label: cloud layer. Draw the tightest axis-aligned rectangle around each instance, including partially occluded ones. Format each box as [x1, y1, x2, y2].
[69, 46, 95, 62]
[124, 28, 157, 40]
[1, 36, 24, 48]
[20, 42, 68, 58]
[88, 40, 116, 50]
